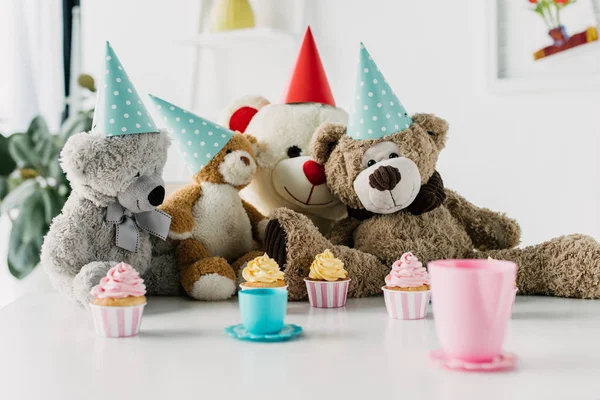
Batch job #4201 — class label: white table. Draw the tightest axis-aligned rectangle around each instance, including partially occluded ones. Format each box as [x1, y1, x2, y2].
[1, 293, 599, 400]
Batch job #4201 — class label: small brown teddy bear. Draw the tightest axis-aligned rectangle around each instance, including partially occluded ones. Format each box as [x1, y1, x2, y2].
[263, 44, 599, 301]
[151, 96, 265, 300]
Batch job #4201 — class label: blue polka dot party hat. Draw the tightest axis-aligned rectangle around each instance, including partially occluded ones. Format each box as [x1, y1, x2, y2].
[148, 95, 234, 172]
[92, 42, 159, 137]
[346, 43, 413, 140]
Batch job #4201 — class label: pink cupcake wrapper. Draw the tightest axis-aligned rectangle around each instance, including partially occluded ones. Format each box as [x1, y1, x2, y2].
[382, 287, 431, 320]
[90, 303, 146, 337]
[304, 279, 350, 308]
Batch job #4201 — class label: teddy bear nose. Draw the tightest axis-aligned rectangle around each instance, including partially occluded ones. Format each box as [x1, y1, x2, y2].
[369, 165, 401, 191]
[240, 156, 250, 166]
[148, 186, 165, 207]
[303, 160, 327, 186]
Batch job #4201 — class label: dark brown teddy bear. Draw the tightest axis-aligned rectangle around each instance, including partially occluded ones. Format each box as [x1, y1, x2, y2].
[264, 114, 600, 301]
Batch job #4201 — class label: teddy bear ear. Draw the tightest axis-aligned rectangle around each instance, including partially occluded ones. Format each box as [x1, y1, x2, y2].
[411, 113, 449, 151]
[59, 131, 105, 181]
[243, 134, 259, 155]
[218, 95, 270, 133]
[311, 122, 346, 165]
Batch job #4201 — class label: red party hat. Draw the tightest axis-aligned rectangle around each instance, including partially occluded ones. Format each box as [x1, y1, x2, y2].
[281, 27, 336, 107]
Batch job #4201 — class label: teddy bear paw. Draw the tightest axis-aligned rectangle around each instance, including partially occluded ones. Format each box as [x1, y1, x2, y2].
[189, 273, 236, 301]
[265, 219, 287, 268]
[73, 261, 118, 307]
[180, 257, 237, 301]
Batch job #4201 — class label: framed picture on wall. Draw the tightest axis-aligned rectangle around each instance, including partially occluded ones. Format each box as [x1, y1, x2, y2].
[488, 0, 600, 92]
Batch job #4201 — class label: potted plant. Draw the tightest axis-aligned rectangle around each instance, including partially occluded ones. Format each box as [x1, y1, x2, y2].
[529, 0, 575, 46]
[0, 75, 95, 304]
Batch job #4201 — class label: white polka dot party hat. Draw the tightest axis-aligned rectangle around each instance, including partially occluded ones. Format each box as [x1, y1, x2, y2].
[148, 95, 234, 172]
[92, 42, 159, 137]
[346, 43, 413, 140]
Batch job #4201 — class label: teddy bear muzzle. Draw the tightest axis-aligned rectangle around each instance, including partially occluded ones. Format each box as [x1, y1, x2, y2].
[353, 157, 421, 214]
[218, 149, 257, 187]
[117, 174, 166, 213]
[271, 156, 340, 208]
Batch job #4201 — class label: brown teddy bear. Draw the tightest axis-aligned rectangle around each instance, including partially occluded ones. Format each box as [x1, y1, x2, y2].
[150, 96, 265, 300]
[263, 44, 600, 301]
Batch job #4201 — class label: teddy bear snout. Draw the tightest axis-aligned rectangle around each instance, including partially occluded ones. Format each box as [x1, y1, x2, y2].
[117, 174, 166, 212]
[240, 156, 250, 166]
[302, 160, 327, 186]
[148, 185, 165, 207]
[369, 165, 402, 192]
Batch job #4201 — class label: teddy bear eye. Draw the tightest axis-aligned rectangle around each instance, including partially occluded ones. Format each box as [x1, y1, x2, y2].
[367, 159, 376, 167]
[389, 153, 399, 159]
[226, 149, 232, 154]
[287, 146, 302, 158]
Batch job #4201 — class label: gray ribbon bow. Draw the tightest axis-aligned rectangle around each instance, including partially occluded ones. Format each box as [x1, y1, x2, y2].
[106, 202, 172, 252]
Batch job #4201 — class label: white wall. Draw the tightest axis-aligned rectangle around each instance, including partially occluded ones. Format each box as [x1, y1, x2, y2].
[76, 0, 600, 248]
[313, 0, 600, 246]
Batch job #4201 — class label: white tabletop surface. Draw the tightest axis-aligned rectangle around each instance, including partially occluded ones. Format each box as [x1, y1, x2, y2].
[1, 293, 599, 400]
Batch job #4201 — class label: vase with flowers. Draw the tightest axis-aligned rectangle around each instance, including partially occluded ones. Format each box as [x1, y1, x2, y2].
[528, 0, 575, 46]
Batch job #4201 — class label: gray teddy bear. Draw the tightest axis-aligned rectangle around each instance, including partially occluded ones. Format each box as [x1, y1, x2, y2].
[41, 42, 183, 306]
[41, 129, 184, 305]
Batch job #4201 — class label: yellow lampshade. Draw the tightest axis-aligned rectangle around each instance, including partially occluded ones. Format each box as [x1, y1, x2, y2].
[209, 0, 255, 32]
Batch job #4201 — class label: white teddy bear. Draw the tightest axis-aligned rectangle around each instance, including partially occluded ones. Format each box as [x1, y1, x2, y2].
[218, 28, 348, 234]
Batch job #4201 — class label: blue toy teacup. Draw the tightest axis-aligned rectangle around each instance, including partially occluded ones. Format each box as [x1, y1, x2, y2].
[238, 288, 288, 334]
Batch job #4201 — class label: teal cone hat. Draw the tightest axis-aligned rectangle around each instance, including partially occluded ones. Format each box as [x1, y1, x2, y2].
[92, 42, 159, 137]
[149, 95, 234, 172]
[346, 43, 413, 140]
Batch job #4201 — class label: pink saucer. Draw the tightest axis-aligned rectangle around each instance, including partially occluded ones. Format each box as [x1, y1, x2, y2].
[430, 349, 517, 372]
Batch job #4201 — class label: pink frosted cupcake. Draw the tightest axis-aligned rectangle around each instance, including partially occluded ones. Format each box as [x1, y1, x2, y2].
[89, 262, 146, 337]
[382, 252, 431, 320]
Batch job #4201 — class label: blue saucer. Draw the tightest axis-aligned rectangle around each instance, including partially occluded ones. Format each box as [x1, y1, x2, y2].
[224, 324, 303, 342]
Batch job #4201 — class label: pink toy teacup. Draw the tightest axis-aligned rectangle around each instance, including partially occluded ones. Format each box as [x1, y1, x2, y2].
[428, 259, 516, 365]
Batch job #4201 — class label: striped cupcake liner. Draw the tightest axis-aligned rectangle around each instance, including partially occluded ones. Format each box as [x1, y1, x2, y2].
[304, 279, 350, 308]
[382, 287, 431, 320]
[90, 303, 146, 338]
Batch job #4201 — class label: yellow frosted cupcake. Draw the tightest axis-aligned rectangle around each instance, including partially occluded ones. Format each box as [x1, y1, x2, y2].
[304, 249, 350, 308]
[240, 254, 286, 290]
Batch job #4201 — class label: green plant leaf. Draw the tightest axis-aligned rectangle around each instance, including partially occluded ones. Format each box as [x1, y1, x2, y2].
[26, 116, 50, 144]
[0, 176, 8, 200]
[39, 139, 58, 167]
[48, 158, 68, 185]
[0, 179, 38, 214]
[60, 110, 94, 142]
[41, 187, 62, 224]
[19, 194, 45, 244]
[6, 191, 48, 279]
[0, 135, 17, 176]
[8, 134, 38, 169]
[7, 227, 40, 280]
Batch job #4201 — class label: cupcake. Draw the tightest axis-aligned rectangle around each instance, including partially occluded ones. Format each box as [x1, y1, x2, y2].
[240, 254, 287, 290]
[304, 249, 350, 308]
[382, 252, 431, 320]
[89, 262, 147, 337]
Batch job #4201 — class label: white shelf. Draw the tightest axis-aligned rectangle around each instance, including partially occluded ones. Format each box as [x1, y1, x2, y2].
[179, 27, 298, 50]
